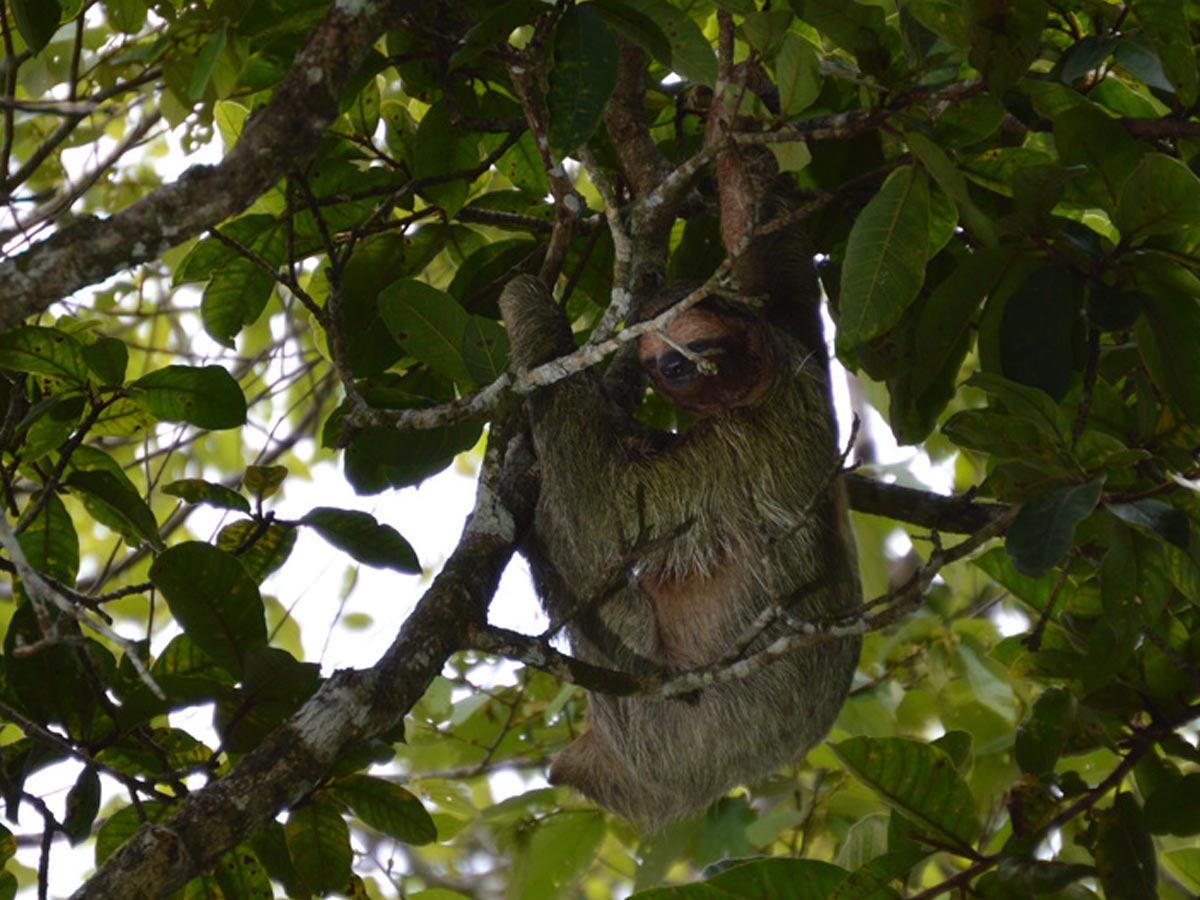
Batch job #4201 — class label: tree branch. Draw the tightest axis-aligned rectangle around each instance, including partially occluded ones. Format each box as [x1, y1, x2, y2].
[70, 417, 535, 900]
[0, 0, 428, 330]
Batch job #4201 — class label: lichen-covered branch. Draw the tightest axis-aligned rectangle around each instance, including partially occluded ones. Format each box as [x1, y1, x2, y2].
[0, 0, 428, 329]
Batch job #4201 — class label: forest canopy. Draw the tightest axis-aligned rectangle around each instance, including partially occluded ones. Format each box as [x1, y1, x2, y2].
[1, 0, 1200, 898]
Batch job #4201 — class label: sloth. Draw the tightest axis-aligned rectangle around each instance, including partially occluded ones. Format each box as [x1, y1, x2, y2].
[498, 205, 861, 825]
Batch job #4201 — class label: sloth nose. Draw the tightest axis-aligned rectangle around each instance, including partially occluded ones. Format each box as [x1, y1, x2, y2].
[658, 351, 697, 385]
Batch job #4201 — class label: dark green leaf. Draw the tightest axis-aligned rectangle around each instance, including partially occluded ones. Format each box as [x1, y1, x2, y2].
[64, 469, 163, 550]
[215, 647, 321, 753]
[998, 265, 1082, 402]
[129, 365, 247, 430]
[547, 5, 619, 156]
[964, 0, 1047, 93]
[462, 315, 510, 386]
[791, 0, 894, 76]
[623, 0, 717, 86]
[589, 0, 673, 75]
[300, 507, 420, 573]
[830, 850, 924, 899]
[1146, 773, 1200, 836]
[450, 0, 542, 68]
[1116, 153, 1200, 239]
[838, 166, 931, 351]
[149, 542, 268, 678]
[189, 24, 228, 100]
[0, 326, 89, 387]
[995, 856, 1095, 893]
[332, 775, 437, 845]
[831, 737, 981, 852]
[82, 337, 128, 386]
[339, 232, 409, 377]
[631, 858, 847, 899]
[163, 479, 252, 514]
[243, 464, 287, 500]
[18, 490, 79, 583]
[1136, 294, 1200, 420]
[213, 844, 274, 900]
[775, 33, 822, 116]
[216, 520, 297, 583]
[1094, 794, 1157, 900]
[285, 796, 352, 896]
[63, 767, 101, 845]
[1131, 0, 1198, 106]
[379, 279, 474, 385]
[103, 0, 146, 33]
[1108, 499, 1189, 549]
[343, 419, 482, 493]
[1014, 687, 1076, 777]
[413, 101, 478, 216]
[11, 0, 62, 53]
[1005, 477, 1104, 577]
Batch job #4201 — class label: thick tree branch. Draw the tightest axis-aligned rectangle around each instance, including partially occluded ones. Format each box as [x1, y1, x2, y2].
[0, 0, 428, 330]
[70, 419, 535, 900]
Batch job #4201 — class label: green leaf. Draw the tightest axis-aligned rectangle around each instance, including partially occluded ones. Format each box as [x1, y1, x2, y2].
[18, 490, 79, 583]
[965, 372, 1064, 441]
[1094, 794, 1157, 900]
[547, 5, 619, 156]
[630, 858, 847, 899]
[149, 542, 268, 678]
[213, 844, 274, 900]
[285, 796, 353, 897]
[1131, 0, 1198, 106]
[339, 232, 409, 377]
[964, 0, 1047, 93]
[1146, 773, 1200, 836]
[910, 249, 1006, 396]
[830, 850, 924, 899]
[0, 326, 89, 387]
[64, 470, 163, 550]
[343, 419, 482, 493]
[627, 0, 717, 87]
[775, 33, 821, 116]
[163, 479, 252, 514]
[332, 775, 437, 845]
[831, 737, 981, 853]
[82, 337, 128, 386]
[11, 0, 62, 54]
[838, 166, 931, 351]
[129, 365, 247, 430]
[507, 810, 605, 899]
[998, 265, 1083, 402]
[414, 101, 479, 217]
[791, 0, 894, 76]
[589, 0, 673, 75]
[1108, 499, 1190, 549]
[1014, 687, 1076, 777]
[189, 24, 228, 101]
[1136, 294, 1200, 420]
[103, 0, 146, 33]
[216, 520, 297, 583]
[379, 279, 475, 386]
[462, 316, 510, 386]
[63, 767, 101, 845]
[215, 647, 321, 753]
[995, 857, 1095, 894]
[300, 507, 421, 573]
[450, 0, 542, 68]
[1116, 153, 1200, 239]
[1005, 477, 1105, 577]
[244, 464, 287, 500]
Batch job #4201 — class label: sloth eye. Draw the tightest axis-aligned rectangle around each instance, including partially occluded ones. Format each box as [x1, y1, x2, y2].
[658, 350, 698, 386]
[686, 339, 716, 354]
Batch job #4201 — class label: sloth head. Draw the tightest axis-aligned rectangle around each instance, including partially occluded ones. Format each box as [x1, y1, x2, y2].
[636, 297, 774, 418]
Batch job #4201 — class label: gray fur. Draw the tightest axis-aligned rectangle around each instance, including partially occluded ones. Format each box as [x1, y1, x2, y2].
[500, 274, 861, 825]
